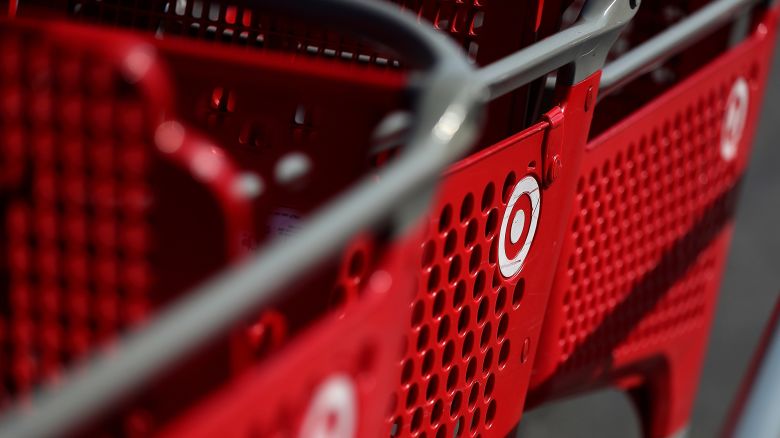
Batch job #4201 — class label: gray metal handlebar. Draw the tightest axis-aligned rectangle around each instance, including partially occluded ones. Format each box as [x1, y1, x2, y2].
[600, 0, 765, 97]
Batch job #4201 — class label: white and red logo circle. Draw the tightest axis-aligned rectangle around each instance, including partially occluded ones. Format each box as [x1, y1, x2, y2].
[721, 77, 750, 162]
[298, 375, 357, 438]
[498, 175, 541, 278]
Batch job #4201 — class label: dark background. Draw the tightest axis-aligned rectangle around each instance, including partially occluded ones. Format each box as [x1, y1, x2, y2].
[515, 33, 780, 438]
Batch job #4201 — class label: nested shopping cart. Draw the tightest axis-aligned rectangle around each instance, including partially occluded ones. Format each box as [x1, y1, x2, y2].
[0, 2, 446, 435]
[0, 0, 638, 437]
[0, 18, 256, 398]
[527, 1, 780, 438]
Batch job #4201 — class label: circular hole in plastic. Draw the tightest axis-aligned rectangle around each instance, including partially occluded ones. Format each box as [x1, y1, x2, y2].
[453, 282, 466, 308]
[439, 205, 452, 232]
[457, 307, 471, 334]
[482, 183, 495, 212]
[460, 194, 474, 223]
[480, 323, 492, 348]
[461, 332, 474, 358]
[495, 288, 506, 315]
[466, 358, 477, 382]
[417, 326, 430, 352]
[433, 292, 446, 317]
[477, 298, 489, 324]
[470, 408, 481, 432]
[450, 391, 463, 416]
[469, 246, 482, 274]
[473, 271, 486, 298]
[437, 316, 451, 342]
[406, 384, 419, 408]
[498, 341, 510, 367]
[497, 314, 509, 340]
[468, 383, 480, 408]
[502, 172, 517, 204]
[486, 400, 497, 425]
[464, 220, 478, 247]
[401, 360, 414, 383]
[485, 209, 498, 238]
[426, 375, 440, 401]
[428, 266, 441, 292]
[448, 256, 462, 283]
[390, 417, 402, 437]
[512, 279, 525, 308]
[411, 408, 423, 432]
[454, 416, 465, 437]
[431, 400, 444, 424]
[482, 348, 494, 373]
[444, 231, 457, 257]
[422, 350, 435, 375]
[484, 374, 495, 397]
[447, 367, 459, 391]
[412, 301, 425, 326]
[442, 341, 455, 366]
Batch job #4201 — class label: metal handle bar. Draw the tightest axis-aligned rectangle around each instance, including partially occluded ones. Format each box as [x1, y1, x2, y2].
[477, 0, 639, 100]
[600, 0, 766, 97]
[0, 0, 639, 436]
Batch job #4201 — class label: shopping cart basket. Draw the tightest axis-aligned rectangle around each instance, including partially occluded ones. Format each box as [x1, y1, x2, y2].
[528, 1, 779, 437]
[0, 18, 255, 402]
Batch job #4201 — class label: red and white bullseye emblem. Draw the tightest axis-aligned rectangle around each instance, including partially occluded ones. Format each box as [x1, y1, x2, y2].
[721, 77, 749, 162]
[498, 175, 541, 278]
[298, 375, 357, 438]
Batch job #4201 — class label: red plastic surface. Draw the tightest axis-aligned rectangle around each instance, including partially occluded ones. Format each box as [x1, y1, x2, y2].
[382, 74, 599, 438]
[528, 9, 779, 438]
[158, 239, 414, 438]
[0, 19, 254, 404]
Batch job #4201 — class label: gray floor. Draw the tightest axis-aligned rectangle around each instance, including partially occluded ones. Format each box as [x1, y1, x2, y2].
[515, 34, 780, 438]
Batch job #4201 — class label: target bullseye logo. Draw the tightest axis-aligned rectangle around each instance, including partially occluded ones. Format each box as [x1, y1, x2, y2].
[498, 175, 541, 278]
[298, 375, 357, 438]
[721, 77, 749, 162]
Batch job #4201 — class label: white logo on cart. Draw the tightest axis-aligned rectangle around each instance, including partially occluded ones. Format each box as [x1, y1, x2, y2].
[498, 175, 541, 278]
[298, 374, 357, 438]
[721, 77, 750, 162]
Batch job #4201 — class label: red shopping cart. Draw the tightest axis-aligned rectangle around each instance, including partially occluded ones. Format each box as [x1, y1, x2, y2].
[128, 1, 636, 437]
[0, 1, 638, 437]
[527, 1, 779, 438]
[0, 1, 482, 436]
[0, 19, 255, 402]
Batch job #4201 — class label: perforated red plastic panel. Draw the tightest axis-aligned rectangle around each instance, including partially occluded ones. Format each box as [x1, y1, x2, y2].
[528, 10, 778, 438]
[381, 75, 600, 438]
[0, 19, 253, 405]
